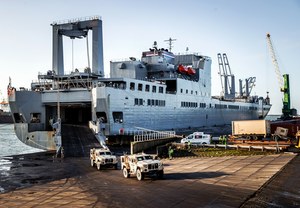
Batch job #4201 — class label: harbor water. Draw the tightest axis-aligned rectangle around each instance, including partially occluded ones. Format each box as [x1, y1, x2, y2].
[0, 124, 44, 193]
[0, 124, 43, 158]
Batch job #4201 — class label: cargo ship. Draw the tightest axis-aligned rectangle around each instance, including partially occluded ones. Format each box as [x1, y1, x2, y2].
[7, 16, 271, 151]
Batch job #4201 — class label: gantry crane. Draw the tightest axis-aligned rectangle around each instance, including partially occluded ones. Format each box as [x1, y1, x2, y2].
[266, 33, 291, 118]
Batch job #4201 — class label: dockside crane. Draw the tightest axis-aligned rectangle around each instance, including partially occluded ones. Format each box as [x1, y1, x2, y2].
[266, 33, 291, 118]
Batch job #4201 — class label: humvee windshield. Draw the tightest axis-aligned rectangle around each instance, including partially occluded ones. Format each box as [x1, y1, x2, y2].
[99, 151, 111, 155]
[136, 155, 153, 161]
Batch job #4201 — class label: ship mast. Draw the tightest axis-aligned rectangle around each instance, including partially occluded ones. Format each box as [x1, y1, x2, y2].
[164, 37, 176, 52]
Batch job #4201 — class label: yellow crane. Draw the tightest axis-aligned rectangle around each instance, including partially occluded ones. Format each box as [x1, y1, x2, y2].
[266, 33, 291, 118]
[266, 33, 284, 88]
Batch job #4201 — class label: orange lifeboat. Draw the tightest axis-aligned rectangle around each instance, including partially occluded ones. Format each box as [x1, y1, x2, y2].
[187, 67, 196, 75]
[178, 64, 188, 74]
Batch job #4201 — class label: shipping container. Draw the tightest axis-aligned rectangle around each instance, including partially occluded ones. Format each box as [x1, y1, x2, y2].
[232, 120, 271, 139]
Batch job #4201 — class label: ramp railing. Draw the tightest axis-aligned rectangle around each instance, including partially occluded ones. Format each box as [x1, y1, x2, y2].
[133, 130, 176, 142]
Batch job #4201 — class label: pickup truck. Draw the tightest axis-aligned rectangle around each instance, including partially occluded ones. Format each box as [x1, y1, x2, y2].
[180, 132, 211, 145]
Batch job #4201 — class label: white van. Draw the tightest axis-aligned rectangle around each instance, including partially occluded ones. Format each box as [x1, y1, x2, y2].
[180, 132, 211, 145]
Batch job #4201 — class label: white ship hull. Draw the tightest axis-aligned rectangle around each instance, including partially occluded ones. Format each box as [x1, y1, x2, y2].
[95, 78, 269, 135]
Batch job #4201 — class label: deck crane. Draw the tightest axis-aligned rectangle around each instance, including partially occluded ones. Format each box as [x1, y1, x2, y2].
[217, 53, 235, 99]
[266, 33, 291, 118]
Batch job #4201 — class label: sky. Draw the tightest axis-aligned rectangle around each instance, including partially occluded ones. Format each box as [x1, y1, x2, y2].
[0, 0, 299, 115]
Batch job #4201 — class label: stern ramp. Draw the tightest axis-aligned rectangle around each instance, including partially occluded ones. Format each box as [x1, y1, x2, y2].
[61, 124, 101, 157]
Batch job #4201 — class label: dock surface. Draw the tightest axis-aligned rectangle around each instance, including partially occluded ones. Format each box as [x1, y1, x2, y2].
[0, 152, 298, 207]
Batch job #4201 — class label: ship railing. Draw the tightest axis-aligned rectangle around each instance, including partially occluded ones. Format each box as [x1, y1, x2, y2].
[51, 15, 101, 25]
[33, 71, 97, 90]
[133, 131, 176, 142]
[111, 58, 141, 62]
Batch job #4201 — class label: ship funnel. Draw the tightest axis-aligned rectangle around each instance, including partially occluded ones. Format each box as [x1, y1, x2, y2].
[245, 78, 249, 96]
[239, 79, 243, 97]
[230, 75, 235, 97]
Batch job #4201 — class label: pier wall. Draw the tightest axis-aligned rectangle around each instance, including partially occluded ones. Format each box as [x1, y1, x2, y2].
[131, 137, 178, 154]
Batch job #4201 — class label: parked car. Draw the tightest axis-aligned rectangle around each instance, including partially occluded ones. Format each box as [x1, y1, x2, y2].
[181, 132, 211, 145]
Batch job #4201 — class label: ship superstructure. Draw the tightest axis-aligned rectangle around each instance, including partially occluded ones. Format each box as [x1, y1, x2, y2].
[8, 16, 271, 151]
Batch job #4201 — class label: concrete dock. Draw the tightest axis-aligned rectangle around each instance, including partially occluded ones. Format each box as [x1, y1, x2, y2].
[0, 152, 299, 207]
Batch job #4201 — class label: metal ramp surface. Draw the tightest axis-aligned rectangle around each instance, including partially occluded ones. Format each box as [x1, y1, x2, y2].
[61, 124, 101, 157]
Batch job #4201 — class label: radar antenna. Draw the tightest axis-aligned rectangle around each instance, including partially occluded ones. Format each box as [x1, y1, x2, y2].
[164, 37, 176, 52]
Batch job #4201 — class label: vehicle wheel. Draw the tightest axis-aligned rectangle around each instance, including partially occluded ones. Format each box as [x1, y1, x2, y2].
[136, 169, 144, 181]
[157, 170, 164, 179]
[91, 159, 94, 167]
[123, 167, 130, 178]
[114, 163, 118, 170]
[97, 162, 101, 170]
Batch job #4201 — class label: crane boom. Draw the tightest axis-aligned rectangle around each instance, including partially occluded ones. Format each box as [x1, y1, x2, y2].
[266, 33, 291, 118]
[266, 33, 284, 89]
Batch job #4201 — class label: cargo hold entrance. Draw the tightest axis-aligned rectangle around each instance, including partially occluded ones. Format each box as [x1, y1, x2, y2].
[64, 105, 91, 124]
[46, 103, 92, 127]
[62, 103, 92, 124]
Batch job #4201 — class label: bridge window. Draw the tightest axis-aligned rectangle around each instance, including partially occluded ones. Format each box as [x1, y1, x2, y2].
[152, 86, 156, 93]
[145, 84, 150, 92]
[159, 86, 163, 93]
[130, 82, 135, 90]
[138, 83, 143, 91]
